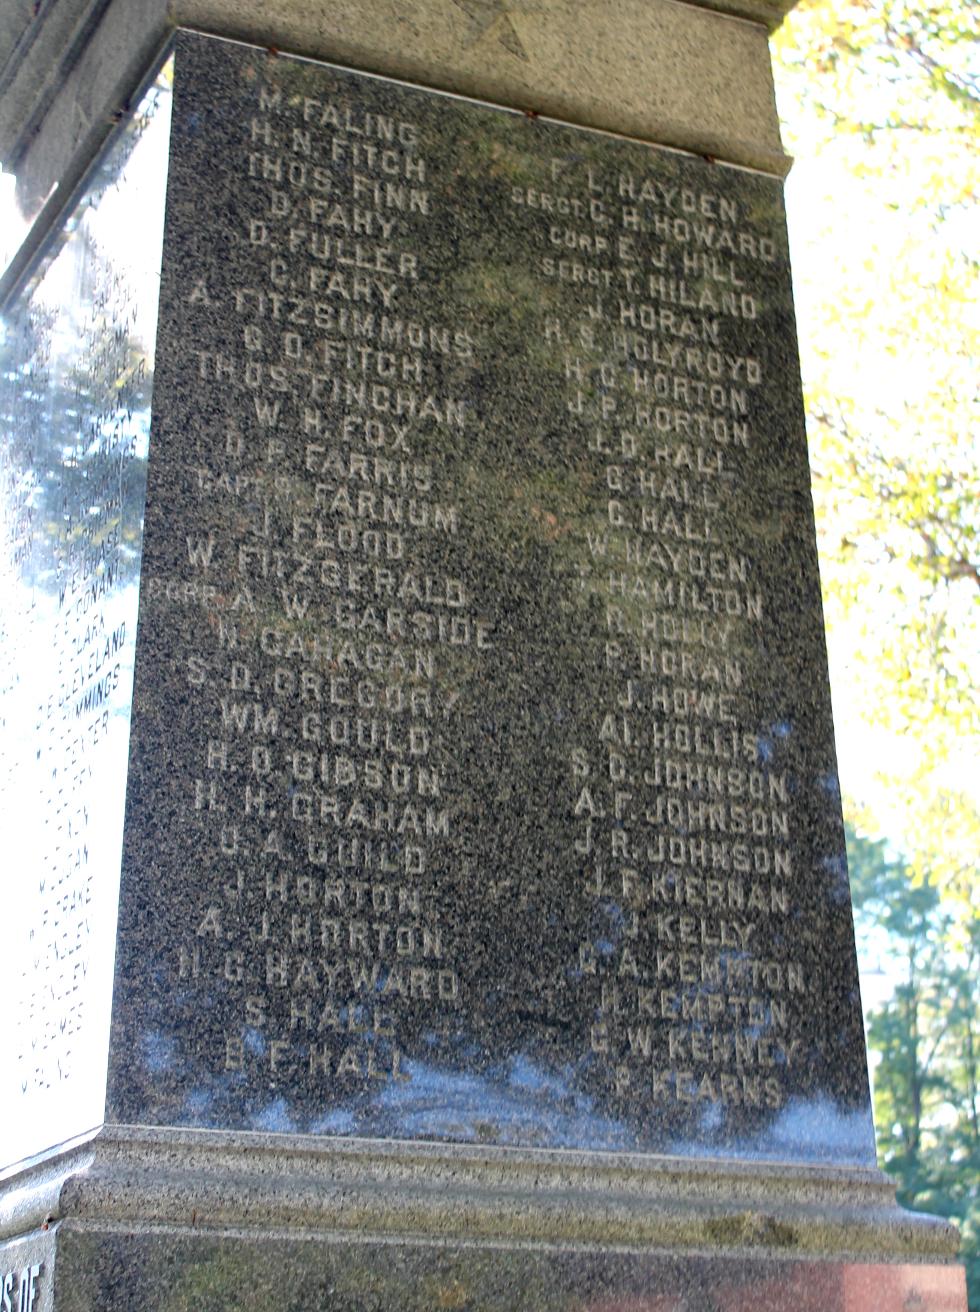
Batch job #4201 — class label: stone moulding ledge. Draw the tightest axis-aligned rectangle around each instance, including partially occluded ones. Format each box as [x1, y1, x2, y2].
[0, 1127, 961, 1264]
[1, 11, 792, 309]
[0, 0, 794, 299]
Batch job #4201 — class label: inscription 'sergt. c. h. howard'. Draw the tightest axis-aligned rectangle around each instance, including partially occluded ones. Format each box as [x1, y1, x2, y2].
[104, 30, 875, 1167]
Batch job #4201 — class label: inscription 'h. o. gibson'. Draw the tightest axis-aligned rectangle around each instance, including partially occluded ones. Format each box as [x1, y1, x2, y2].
[106, 32, 871, 1162]
[138, 72, 485, 1098]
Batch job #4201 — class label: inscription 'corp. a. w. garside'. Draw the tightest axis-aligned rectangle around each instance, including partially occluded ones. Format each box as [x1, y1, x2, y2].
[105, 31, 875, 1166]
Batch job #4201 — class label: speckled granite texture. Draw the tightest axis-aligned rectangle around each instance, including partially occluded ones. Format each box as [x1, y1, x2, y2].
[0, 1125, 967, 1310]
[0, 0, 786, 277]
[0, 1226, 969, 1312]
[104, 31, 875, 1167]
[0, 30, 969, 1311]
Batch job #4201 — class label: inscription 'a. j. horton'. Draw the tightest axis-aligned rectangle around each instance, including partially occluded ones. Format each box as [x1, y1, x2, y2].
[104, 31, 875, 1167]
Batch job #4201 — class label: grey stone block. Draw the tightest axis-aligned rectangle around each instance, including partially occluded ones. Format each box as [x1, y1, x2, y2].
[0, 23, 968, 1312]
[1, 0, 789, 291]
[0, 1128, 968, 1310]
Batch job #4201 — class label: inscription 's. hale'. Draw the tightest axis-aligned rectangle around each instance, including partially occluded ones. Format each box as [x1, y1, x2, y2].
[93, 33, 871, 1163]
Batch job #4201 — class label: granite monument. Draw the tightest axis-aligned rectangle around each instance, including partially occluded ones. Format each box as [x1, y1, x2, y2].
[0, 6, 968, 1310]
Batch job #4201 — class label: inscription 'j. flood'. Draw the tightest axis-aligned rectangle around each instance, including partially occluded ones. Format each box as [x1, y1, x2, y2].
[104, 31, 875, 1169]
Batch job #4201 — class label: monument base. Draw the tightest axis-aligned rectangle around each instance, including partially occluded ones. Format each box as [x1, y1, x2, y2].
[1, 1129, 967, 1310]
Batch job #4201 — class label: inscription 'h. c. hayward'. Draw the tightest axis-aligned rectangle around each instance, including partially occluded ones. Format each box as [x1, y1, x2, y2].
[104, 32, 872, 1166]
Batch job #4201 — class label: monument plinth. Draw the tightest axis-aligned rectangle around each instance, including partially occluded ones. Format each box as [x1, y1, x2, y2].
[0, 9, 968, 1311]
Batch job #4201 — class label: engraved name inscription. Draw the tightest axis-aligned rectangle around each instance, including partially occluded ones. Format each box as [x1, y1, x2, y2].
[0, 1263, 41, 1312]
[1, 244, 149, 1099]
[108, 34, 866, 1158]
[532, 160, 798, 1112]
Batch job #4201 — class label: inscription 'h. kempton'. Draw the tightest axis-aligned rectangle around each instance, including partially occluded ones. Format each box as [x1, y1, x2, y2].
[103, 32, 872, 1166]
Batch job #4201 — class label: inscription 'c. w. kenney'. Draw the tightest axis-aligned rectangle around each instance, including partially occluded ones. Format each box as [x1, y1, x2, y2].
[105, 31, 875, 1167]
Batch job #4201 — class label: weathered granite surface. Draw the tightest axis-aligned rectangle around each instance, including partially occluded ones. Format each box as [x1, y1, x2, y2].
[0, 1227, 970, 1312]
[1, 0, 787, 304]
[0, 27, 968, 1312]
[0, 1128, 968, 1310]
[99, 31, 876, 1166]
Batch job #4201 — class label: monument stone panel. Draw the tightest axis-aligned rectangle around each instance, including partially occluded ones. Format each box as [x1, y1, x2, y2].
[0, 68, 171, 1172]
[31, 1230, 976, 1312]
[0, 22, 969, 1312]
[102, 31, 875, 1166]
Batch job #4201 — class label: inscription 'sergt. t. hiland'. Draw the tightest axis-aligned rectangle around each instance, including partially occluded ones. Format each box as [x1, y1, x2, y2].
[106, 31, 876, 1166]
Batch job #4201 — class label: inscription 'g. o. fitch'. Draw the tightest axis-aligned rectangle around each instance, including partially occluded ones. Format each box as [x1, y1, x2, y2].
[105, 32, 872, 1166]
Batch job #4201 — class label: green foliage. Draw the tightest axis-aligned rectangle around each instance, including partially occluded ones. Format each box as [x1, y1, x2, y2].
[770, 0, 979, 916]
[771, 6, 978, 1300]
[847, 827, 979, 1306]
[772, 0, 978, 139]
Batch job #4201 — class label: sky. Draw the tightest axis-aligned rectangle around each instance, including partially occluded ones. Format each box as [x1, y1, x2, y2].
[772, 21, 979, 891]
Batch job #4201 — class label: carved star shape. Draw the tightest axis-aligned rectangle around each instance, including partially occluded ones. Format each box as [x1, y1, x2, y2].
[451, 0, 532, 61]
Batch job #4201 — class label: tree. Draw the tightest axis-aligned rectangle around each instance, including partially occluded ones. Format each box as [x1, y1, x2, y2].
[770, 9, 979, 1303]
[770, 0, 979, 918]
[847, 826, 979, 1307]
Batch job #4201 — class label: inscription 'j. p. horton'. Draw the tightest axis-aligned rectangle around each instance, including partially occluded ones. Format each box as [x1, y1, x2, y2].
[104, 31, 874, 1167]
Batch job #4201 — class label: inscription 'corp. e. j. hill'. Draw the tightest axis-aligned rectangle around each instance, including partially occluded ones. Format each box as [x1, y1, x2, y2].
[105, 32, 874, 1164]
